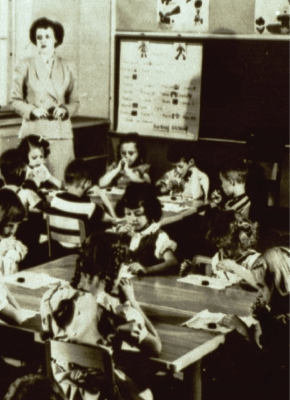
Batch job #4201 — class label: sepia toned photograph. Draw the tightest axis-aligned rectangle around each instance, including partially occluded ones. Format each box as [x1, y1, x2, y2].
[0, 1, 289, 399]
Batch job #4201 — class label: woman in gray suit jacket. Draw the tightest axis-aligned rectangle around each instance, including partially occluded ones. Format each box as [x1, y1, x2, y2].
[10, 17, 79, 181]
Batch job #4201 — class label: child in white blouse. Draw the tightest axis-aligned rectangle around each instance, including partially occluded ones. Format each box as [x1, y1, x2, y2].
[114, 183, 178, 276]
[41, 231, 161, 400]
[99, 133, 151, 189]
[18, 135, 62, 189]
[181, 210, 260, 287]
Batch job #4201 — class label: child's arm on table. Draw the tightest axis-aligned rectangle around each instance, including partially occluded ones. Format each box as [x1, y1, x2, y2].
[129, 249, 178, 276]
[99, 161, 123, 188]
[119, 278, 162, 356]
[217, 259, 257, 288]
[199, 171, 210, 202]
[89, 184, 117, 219]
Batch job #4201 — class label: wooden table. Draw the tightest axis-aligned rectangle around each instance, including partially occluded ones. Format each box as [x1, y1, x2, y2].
[3, 255, 257, 400]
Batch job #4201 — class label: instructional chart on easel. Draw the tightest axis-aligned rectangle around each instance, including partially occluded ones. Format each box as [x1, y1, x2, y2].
[117, 40, 203, 140]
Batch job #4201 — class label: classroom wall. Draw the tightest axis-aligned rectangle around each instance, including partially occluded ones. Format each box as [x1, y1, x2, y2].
[11, 0, 111, 118]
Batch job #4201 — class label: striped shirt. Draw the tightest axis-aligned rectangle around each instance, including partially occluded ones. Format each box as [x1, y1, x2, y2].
[224, 193, 251, 218]
[48, 192, 103, 246]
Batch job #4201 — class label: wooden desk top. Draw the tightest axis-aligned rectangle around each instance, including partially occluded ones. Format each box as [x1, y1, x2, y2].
[6, 255, 257, 373]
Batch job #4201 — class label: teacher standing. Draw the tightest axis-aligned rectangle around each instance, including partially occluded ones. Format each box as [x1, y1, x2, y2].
[10, 17, 79, 181]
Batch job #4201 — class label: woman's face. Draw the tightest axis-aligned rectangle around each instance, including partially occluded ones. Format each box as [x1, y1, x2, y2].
[120, 142, 139, 167]
[0, 222, 20, 238]
[28, 147, 44, 168]
[36, 27, 57, 55]
[124, 206, 149, 232]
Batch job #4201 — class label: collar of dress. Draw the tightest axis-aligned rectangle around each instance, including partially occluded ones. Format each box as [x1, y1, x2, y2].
[130, 222, 160, 251]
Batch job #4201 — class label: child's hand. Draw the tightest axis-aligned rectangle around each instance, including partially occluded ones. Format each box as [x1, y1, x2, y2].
[167, 179, 179, 191]
[117, 224, 135, 236]
[180, 259, 193, 277]
[70, 369, 88, 383]
[216, 259, 237, 273]
[211, 189, 223, 204]
[128, 262, 147, 276]
[119, 278, 136, 304]
[221, 315, 249, 337]
[117, 159, 127, 172]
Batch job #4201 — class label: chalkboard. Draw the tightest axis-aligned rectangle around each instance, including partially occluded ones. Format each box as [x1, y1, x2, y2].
[116, 39, 203, 140]
[199, 39, 289, 143]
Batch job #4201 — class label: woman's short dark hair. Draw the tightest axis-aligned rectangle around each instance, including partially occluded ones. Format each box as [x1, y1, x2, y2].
[116, 182, 162, 223]
[0, 189, 25, 235]
[29, 17, 64, 47]
[71, 232, 127, 293]
[18, 135, 50, 164]
[117, 133, 146, 166]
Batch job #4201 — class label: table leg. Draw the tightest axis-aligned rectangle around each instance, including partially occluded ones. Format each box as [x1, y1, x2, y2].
[183, 359, 202, 400]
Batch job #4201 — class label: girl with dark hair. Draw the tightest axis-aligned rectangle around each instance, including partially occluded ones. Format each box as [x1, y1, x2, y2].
[41, 231, 161, 400]
[99, 133, 151, 189]
[114, 183, 178, 275]
[18, 135, 61, 189]
[10, 17, 79, 181]
[0, 189, 27, 276]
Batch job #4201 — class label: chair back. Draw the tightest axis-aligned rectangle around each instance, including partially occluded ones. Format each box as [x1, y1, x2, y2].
[46, 214, 86, 257]
[46, 340, 117, 399]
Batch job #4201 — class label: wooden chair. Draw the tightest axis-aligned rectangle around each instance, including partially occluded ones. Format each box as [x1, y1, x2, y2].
[46, 214, 86, 257]
[45, 340, 118, 400]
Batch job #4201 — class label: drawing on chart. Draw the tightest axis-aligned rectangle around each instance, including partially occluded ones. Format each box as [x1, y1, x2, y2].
[175, 44, 186, 60]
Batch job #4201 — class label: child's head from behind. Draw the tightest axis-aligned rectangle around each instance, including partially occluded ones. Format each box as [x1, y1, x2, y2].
[219, 159, 249, 197]
[167, 143, 196, 178]
[117, 133, 146, 167]
[0, 149, 26, 186]
[18, 135, 50, 168]
[4, 374, 65, 400]
[206, 210, 258, 259]
[252, 247, 290, 307]
[64, 159, 92, 195]
[117, 182, 162, 230]
[72, 232, 127, 294]
[0, 189, 25, 238]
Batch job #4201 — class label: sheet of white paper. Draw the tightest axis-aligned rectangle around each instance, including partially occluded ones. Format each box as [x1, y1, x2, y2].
[162, 203, 189, 213]
[4, 271, 67, 290]
[177, 274, 234, 290]
[182, 309, 257, 333]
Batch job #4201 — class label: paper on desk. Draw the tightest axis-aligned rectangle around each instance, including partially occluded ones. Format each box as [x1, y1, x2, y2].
[118, 264, 135, 280]
[182, 309, 258, 333]
[20, 308, 38, 322]
[103, 187, 125, 196]
[162, 203, 189, 213]
[4, 271, 67, 290]
[177, 274, 235, 290]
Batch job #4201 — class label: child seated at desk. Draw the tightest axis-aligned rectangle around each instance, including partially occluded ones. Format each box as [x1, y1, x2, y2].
[48, 159, 104, 253]
[40, 232, 161, 400]
[202, 247, 290, 400]
[18, 135, 62, 189]
[210, 159, 251, 218]
[113, 182, 178, 276]
[180, 210, 260, 286]
[0, 149, 45, 214]
[156, 142, 209, 201]
[99, 133, 151, 189]
[0, 189, 27, 276]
